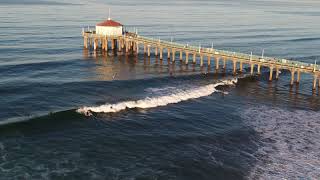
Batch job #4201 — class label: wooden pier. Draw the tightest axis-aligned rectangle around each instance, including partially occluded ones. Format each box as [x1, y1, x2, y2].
[82, 30, 320, 90]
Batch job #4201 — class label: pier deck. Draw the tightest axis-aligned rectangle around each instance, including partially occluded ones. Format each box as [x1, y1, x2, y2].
[82, 31, 320, 90]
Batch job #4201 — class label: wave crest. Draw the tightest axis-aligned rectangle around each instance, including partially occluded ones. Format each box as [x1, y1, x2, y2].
[77, 79, 237, 116]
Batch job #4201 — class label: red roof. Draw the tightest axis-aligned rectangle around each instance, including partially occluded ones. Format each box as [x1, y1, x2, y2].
[96, 19, 122, 27]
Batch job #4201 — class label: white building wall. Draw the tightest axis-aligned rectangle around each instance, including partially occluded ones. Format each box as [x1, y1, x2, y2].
[96, 26, 123, 36]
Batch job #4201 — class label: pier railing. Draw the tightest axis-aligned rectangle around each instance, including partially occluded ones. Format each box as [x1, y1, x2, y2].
[134, 35, 320, 71]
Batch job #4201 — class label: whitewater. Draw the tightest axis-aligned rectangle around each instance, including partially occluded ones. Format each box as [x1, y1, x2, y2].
[77, 78, 238, 116]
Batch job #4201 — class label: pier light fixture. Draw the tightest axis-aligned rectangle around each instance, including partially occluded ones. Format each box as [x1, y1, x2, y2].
[261, 49, 265, 59]
[108, 8, 111, 20]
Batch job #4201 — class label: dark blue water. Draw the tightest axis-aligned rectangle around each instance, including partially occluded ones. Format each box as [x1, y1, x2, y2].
[0, 0, 320, 179]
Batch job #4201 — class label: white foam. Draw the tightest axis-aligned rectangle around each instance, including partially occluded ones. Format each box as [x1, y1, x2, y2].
[241, 106, 320, 179]
[77, 79, 237, 116]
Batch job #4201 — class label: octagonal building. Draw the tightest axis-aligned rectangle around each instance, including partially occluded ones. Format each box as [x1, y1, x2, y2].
[96, 18, 123, 36]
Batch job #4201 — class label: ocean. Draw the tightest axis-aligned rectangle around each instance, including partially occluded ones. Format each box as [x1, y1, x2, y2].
[0, 0, 319, 179]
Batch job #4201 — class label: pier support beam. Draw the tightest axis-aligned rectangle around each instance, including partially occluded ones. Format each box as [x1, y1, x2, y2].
[239, 62, 243, 72]
[185, 52, 189, 64]
[257, 64, 261, 75]
[269, 66, 274, 81]
[180, 51, 183, 61]
[111, 39, 115, 50]
[290, 70, 295, 86]
[233, 60, 237, 74]
[207, 55, 211, 67]
[215, 57, 219, 70]
[276, 67, 280, 80]
[160, 47, 163, 60]
[89, 38, 92, 48]
[118, 40, 122, 52]
[223, 57, 226, 69]
[172, 49, 176, 61]
[200, 55, 204, 67]
[132, 42, 136, 52]
[125, 41, 129, 53]
[167, 49, 171, 59]
[313, 75, 317, 90]
[101, 39, 105, 50]
[147, 45, 150, 57]
[106, 39, 109, 51]
[94, 39, 98, 50]
[193, 53, 196, 64]
[296, 70, 301, 84]
[83, 37, 88, 48]
[121, 39, 125, 49]
[250, 64, 254, 75]
[136, 43, 139, 54]
[155, 47, 158, 56]
[144, 44, 147, 54]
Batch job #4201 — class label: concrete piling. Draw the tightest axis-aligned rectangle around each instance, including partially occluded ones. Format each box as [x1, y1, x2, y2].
[276, 68, 280, 80]
[155, 47, 158, 56]
[160, 47, 163, 59]
[269, 66, 273, 81]
[313, 75, 317, 90]
[296, 70, 301, 84]
[233, 60, 237, 74]
[250, 64, 254, 75]
[291, 70, 295, 86]
[147, 45, 150, 57]
[215, 57, 219, 70]
[172, 49, 176, 61]
[186, 52, 189, 64]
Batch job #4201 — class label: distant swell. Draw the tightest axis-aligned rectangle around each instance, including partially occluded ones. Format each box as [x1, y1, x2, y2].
[77, 79, 237, 116]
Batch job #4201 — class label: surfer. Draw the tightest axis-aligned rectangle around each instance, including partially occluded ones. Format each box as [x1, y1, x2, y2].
[112, 73, 117, 80]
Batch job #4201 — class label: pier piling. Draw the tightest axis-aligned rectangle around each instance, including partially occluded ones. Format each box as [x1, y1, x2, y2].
[233, 60, 237, 74]
[296, 70, 301, 84]
[200, 55, 204, 67]
[257, 64, 261, 75]
[215, 57, 219, 70]
[250, 64, 254, 75]
[269, 66, 274, 81]
[186, 52, 189, 64]
[291, 70, 295, 86]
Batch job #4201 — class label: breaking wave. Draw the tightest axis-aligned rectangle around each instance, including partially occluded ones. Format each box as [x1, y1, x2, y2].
[241, 106, 320, 179]
[77, 79, 237, 116]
